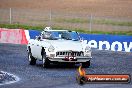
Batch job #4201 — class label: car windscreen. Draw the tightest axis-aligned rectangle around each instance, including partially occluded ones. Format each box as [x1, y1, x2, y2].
[42, 31, 79, 41]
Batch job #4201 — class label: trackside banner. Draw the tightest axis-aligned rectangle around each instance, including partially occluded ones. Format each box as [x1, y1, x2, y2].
[0, 28, 131, 52]
[80, 33, 132, 52]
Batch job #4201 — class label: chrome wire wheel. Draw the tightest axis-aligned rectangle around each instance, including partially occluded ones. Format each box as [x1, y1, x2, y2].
[28, 53, 31, 62]
[28, 52, 36, 65]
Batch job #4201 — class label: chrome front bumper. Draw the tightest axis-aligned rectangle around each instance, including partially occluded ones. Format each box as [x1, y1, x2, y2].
[48, 56, 92, 63]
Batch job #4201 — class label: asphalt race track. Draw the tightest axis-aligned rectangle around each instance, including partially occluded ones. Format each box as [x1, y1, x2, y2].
[0, 43, 132, 88]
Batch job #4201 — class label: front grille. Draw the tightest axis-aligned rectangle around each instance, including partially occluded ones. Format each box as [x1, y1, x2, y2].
[56, 51, 84, 57]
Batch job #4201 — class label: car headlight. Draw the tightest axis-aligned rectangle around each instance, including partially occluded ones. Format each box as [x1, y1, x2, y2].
[48, 45, 55, 52]
[85, 46, 91, 53]
[84, 46, 91, 57]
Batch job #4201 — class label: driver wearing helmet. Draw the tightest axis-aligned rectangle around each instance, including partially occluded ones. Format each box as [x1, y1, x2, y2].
[42, 31, 52, 39]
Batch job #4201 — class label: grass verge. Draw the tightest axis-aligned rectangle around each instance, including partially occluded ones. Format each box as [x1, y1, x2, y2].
[54, 18, 132, 26]
[0, 24, 132, 35]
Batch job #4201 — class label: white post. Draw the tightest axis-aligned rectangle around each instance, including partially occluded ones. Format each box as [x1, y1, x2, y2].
[49, 10, 52, 26]
[89, 14, 93, 33]
[9, 8, 12, 24]
[50, 10, 52, 22]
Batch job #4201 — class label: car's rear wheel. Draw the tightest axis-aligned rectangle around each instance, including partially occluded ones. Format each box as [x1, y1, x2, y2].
[82, 61, 90, 68]
[28, 52, 36, 65]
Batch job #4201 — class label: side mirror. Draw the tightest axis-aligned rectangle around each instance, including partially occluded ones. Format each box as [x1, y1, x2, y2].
[36, 36, 41, 41]
[35, 36, 38, 39]
[38, 36, 41, 40]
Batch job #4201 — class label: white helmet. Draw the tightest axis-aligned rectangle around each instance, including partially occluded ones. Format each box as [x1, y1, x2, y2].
[44, 27, 52, 31]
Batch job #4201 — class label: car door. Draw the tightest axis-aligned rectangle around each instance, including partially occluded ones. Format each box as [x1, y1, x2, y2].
[35, 40, 43, 60]
[30, 39, 38, 58]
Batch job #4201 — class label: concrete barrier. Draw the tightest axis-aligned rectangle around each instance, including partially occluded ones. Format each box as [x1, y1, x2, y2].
[0, 28, 28, 44]
[0, 28, 131, 52]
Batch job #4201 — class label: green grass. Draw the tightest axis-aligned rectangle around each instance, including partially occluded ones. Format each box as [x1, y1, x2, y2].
[54, 18, 132, 26]
[0, 24, 43, 30]
[0, 24, 132, 35]
[70, 28, 132, 35]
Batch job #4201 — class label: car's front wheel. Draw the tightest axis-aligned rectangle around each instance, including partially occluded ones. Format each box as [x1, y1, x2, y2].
[42, 53, 50, 68]
[28, 52, 36, 65]
[82, 61, 90, 68]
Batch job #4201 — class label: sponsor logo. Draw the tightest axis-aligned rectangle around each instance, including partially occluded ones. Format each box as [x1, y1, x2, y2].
[83, 40, 132, 52]
[77, 66, 131, 85]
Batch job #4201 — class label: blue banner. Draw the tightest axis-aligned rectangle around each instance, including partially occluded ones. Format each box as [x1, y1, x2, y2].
[80, 33, 132, 52]
[29, 30, 41, 39]
[28, 30, 132, 52]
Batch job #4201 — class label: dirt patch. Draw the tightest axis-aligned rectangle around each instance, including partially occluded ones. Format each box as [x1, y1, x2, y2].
[0, 0, 132, 18]
[0, 0, 132, 31]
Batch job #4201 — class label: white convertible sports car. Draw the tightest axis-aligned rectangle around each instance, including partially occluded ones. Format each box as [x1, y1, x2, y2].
[27, 27, 92, 68]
